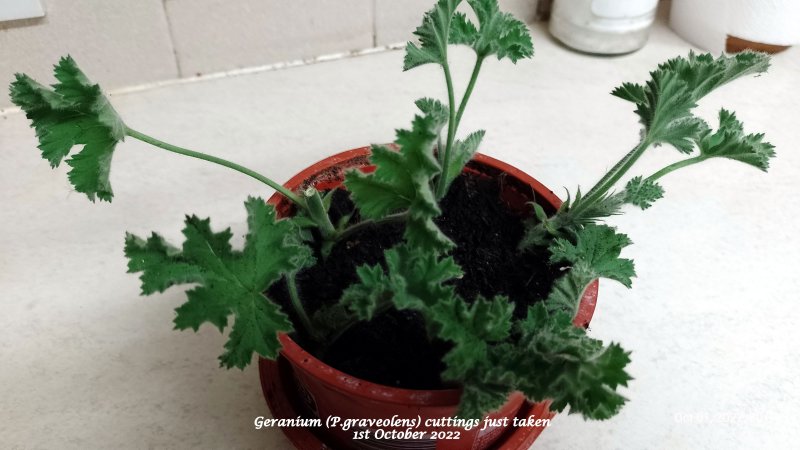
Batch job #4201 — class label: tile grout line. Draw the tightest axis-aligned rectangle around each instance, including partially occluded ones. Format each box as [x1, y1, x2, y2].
[0, 43, 405, 117]
[160, 0, 184, 78]
[371, 0, 378, 48]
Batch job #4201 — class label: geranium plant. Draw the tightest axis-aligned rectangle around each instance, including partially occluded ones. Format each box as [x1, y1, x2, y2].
[10, 0, 774, 424]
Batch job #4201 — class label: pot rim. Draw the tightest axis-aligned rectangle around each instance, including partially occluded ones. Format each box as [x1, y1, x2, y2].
[264, 146, 598, 406]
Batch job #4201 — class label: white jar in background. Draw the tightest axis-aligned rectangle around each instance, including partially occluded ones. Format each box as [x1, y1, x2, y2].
[549, 0, 659, 54]
[669, 0, 800, 54]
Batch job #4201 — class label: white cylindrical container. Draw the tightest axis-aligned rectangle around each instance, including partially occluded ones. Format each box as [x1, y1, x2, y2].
[669, 0, 800, 54]
[550, 0, 659, 54]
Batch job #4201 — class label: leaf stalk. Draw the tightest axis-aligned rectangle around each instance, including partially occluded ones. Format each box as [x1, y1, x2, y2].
[125, 127, 304, 206]
[303, 187, 336, 239]
[436, 55, 486, 199]
[644, 155, 709, 182]
[577, 138, 651, 209]
[437, 61, 459, 199]
[286, 273, 319, 341]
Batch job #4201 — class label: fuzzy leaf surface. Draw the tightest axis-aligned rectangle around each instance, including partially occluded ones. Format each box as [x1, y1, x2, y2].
[124, 197, 313, 368]
[624, 176, 664, 210]
[549, 224, 635, 288]
[697, 109, 775, 171]
[434, 295, 514, 380]
[457, 304, 632, 420]
[341, 265, 395, 320]
[611, 51, 770, 153]
[442, 130, 485, 192]
[545, 224, 635, 317]
[9, 56, 126, 201]
[344, 112, 453, 251]
[415, 97, 449, 125]
[466, 0, 533, 62]
[343, 245, 516, 410]
[403, 0, 465, 70]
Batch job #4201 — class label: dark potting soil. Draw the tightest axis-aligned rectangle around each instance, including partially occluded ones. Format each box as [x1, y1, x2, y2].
[269, 172, 559, 390]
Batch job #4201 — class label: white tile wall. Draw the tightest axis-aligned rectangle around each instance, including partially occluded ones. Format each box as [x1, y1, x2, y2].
[164, 0, 374, 77]
[0, 0, 541, 108]
[0, 0, 178, 108]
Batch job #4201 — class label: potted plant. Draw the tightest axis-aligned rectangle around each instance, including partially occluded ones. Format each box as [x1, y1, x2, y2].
[9, 0, 775, 448]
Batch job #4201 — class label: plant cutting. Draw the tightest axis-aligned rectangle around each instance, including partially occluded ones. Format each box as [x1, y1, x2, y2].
[9, 0, 776, 448]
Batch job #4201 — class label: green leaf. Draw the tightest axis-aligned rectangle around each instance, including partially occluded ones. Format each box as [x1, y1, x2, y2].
[344, 112, 454, 251]
[344, 245, 517, 411]
[415, 97, 449, 125]
[624, 176, 664, 210]
[542, 224, 634, 319]
[341, 244, 462, 318]
[610, 82, 646, 104]
[403, 0, 533, 70]
[466, 0, 534, 62]
[612, 51, 770, 153]
[442, 130, 485, 192]
[10, 56, 126, 202]
[124, 197, 314, 368]
[549, 224, 635, 288]
[434, 295, 514, 380]
[450, 12, 479, 46]
[403, 0, 464, 70]
[384, 244, 462, 310]
[341, 265, 394, 320]
[516, 304, 632, 419]
[458, 304, 632, 420]
[540, 265, 597, 318]
[652, 116, 708, 154]
[124, 232, 206, 296]
[697, 109, 775, 171]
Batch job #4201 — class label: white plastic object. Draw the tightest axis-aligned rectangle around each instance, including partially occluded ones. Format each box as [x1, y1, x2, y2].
[0, 0, 45, 22]
[550, 0, 659, 54]
[670, 0, 800, 54]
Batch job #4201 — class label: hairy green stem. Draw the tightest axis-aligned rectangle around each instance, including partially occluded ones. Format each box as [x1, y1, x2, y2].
[436, 56, 486, 199]
[286, 273, 317, 340]
[436, 62, 458, 199]
[578, 138, 651, 209]
[454, 56, 485, 130]
[335, 212, 409, 242]
[303, 187, 336, 239]
[645, 155, 708, 182]
[125, 127, 304, 206]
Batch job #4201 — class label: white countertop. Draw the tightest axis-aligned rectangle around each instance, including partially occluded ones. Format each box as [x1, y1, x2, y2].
[2, 16, 799, 450]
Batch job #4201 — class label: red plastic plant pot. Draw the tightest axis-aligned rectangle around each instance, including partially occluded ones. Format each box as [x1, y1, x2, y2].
[260, 147, 599, 450]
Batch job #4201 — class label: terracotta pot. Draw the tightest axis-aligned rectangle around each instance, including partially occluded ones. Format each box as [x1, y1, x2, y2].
[260, 147, 599, 449]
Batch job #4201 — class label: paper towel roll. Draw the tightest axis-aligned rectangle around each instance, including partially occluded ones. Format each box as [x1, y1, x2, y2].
[670, 0, 800, 53]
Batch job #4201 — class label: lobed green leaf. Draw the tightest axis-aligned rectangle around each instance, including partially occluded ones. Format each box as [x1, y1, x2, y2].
[544, 224, 634, 318]
[442, 130, 485, 192]
[124, 197, 314, 368]
[697, 109, 775, 171]
[10, 56, 126, 202]
[466, 0, 533, 62]
[458, 303, 632, 420]
[624, 176, 664, 210]
[403, 0, 533, 71]
[435, 295, 514, 380]
[549, 224, 635, 289]
[612, 51, 770, 153]
[403, 0, 463, 70]
[344, 111, 454, 251]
